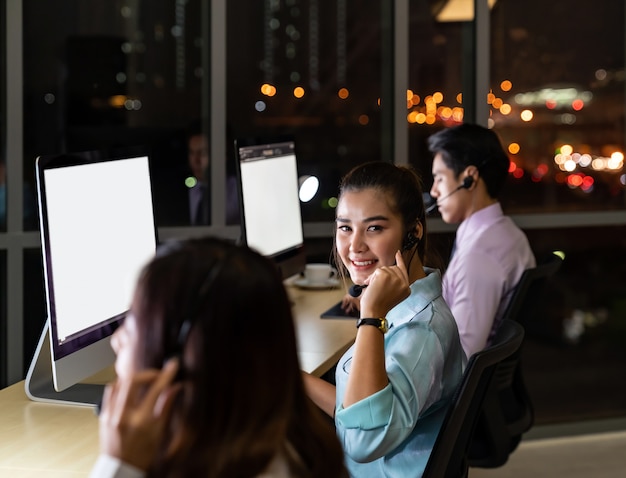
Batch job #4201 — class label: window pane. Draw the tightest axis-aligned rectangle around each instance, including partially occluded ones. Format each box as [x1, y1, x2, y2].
[490, 0, 626, 214]
[0, 251, 6, 387]
[1, 1, 5, 233]
[0, 162, 5, 232]
[488, 1, 626, 425]
[23, 0, 207, 228]
[226, 0, 386, 222]
[408, 0, 469, 180]
[522, 226, 626, 424]
[407, 1, 626, 426]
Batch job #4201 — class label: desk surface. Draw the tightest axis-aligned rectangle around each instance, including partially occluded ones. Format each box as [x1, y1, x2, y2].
[287, 282, 356, 376]
[0, 285, 355, 477]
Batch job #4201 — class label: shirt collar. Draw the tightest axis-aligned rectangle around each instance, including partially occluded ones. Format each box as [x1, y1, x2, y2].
[386, 267, 442, 328]
[456, 202, 503, 247]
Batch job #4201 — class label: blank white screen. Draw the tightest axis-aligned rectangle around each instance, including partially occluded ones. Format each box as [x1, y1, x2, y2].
[43, 157, 156, 342]
[239, 154, 303, 257]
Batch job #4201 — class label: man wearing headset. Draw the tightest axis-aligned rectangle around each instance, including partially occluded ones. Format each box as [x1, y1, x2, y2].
[427, 123, 535, 358]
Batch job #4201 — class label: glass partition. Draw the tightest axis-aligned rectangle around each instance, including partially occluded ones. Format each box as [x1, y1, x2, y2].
[408, 0, 626, 216]
[405, 0, 626, 425]
[0, 161, 5, 233]
[226, 0, 386, 222]
[490, 0, 625, 214]
[1, 0, 5, 234]
[0, 251, 5, 387]
[408, 0, 468, 178]
[22, 0, 207, 228]
[487, 0, 626, 424]
[1, 0, 6, 388]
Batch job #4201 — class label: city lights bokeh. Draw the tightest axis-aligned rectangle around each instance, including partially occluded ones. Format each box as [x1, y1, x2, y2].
[250, 65, 620, 198]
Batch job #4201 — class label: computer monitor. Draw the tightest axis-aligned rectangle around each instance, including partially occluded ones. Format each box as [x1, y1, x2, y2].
[25, 148, 157, 407]
[234, 136, 306, 279]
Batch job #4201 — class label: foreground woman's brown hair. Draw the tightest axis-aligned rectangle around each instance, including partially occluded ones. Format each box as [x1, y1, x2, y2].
[98, 236, 347, 478]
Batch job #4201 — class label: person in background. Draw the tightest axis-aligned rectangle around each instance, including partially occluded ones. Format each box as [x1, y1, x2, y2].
[428, 123, 536, 357]
[302, 161, 465, 478]
[186, 120, 210, 225]
[184, 120, 240, 226]
[91, 237, 347, 478]
[149, 120, 210, 227]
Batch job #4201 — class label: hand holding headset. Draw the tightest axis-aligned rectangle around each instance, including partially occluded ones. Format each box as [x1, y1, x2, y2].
[348, 228, 420, 298]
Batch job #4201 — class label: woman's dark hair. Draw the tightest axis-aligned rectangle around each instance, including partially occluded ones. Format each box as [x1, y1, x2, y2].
[427, 123, 510, 198]
[131, 236, 346, 478]
[333, 161, 428, 273]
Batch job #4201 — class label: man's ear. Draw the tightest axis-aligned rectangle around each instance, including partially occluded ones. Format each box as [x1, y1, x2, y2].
[463, 166, 480, 189]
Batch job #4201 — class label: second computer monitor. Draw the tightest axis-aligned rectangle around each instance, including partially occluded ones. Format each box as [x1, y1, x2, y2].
[235, 136, 306, 279]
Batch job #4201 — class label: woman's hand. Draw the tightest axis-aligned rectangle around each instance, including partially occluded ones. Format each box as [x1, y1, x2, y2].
[359, 251, 410, 318]
[98, 359, 181, 471]
[342, 252, 409, 407]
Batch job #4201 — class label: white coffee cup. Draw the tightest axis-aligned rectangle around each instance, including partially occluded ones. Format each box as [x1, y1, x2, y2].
[304, 263, 336, 285]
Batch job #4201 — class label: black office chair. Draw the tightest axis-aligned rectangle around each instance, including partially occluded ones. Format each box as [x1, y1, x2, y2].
[467, 251, 564, 468]
[500, 251, 564, 329]
[422, 319, 525, 478]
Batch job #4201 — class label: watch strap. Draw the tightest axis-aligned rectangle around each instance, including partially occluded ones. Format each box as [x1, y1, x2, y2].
[356, 317, 388, 334]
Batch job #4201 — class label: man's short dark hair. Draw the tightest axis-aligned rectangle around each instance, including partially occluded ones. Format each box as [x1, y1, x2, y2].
[427, 123, 510, 198]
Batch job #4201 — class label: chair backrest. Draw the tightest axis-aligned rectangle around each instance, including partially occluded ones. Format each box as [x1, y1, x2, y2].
[502, 251, 564, 325]
[422, 319, 525, 478]
[467, 339, 531, 468]
[466, 251, 564, 469]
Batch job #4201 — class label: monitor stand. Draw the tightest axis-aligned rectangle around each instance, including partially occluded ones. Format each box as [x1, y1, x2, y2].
[25, 321, 105, 407]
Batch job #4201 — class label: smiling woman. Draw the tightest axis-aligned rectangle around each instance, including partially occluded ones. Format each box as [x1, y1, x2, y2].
[302, 161, 466, 478]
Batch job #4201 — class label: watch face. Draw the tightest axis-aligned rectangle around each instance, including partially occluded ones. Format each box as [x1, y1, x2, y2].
[380, 319, 389, 333]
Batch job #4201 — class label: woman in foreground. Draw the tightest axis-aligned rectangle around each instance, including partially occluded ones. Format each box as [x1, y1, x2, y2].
[91, 237, 347, 478]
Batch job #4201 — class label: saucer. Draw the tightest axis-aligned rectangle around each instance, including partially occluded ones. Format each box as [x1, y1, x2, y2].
[294, 277, 341, 290]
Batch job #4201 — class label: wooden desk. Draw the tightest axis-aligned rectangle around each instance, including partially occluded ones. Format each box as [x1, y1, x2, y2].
[287, 283, 356, 376]
[0, 381, 99, 477]
[0, 285, 355, 477]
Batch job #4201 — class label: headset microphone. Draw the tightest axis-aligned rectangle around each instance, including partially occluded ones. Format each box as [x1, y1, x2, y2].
[426, 176, 474, 214]
[349, 284, 366, 297]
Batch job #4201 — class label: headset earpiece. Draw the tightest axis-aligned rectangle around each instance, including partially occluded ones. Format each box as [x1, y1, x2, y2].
[462, 176, 474, 189]
[402, 232, 419, 251]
